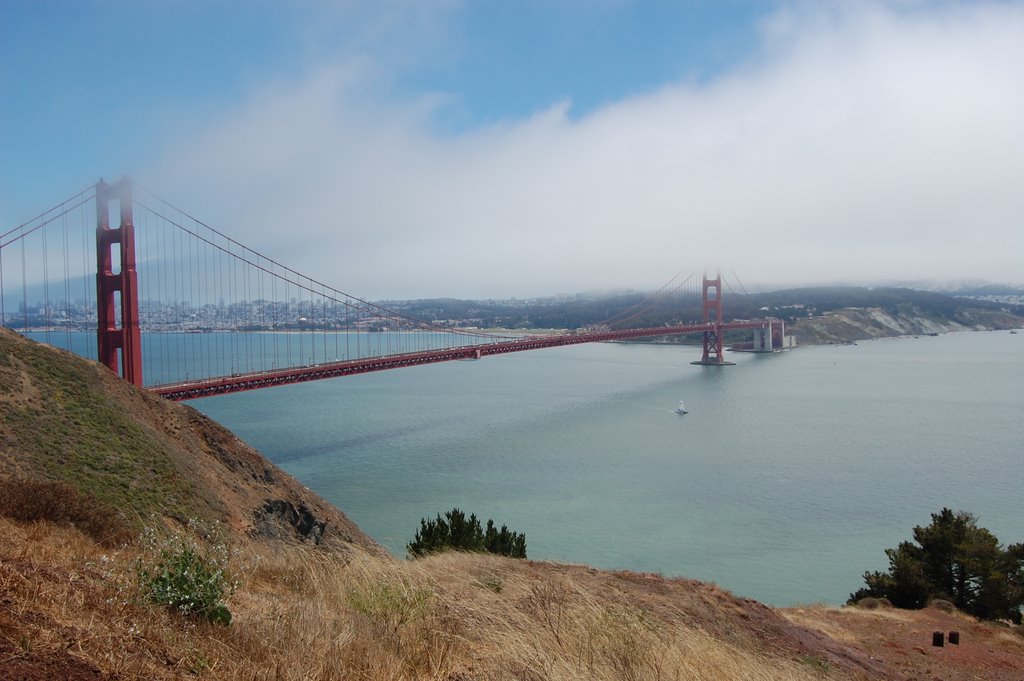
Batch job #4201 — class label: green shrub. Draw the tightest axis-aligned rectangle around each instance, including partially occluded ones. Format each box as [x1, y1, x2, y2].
[849, 508, 1024, 622]
[407, 507, 526, 559]
[136, 524, 235, 624]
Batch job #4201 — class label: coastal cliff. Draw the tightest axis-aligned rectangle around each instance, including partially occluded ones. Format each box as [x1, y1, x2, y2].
[788, 305, 1022, 344]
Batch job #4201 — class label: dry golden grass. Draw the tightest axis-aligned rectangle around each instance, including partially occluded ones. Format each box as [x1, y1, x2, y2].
[991, 627, 1024, 654]
[781, 608, 864, 646]
[782, 604, 918, 646]
[0, 515, 849, 680]
[0, 477, 135, 547]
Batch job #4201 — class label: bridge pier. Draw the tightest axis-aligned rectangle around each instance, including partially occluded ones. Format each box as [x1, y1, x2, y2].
[748, 320, 790, 352]
[752, 326, 771, 351]
[95, 178, 143, 386]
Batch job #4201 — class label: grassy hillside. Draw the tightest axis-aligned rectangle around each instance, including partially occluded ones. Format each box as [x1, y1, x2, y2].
[0, 327, 377, 550]
[1, 329, 1022, 680]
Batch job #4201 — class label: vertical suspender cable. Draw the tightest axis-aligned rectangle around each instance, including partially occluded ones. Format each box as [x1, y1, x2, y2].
[228, 238, 235, 374]
[190, 219, 203, 379]
[259, 254, 265, 371]
[244, 245, 250, 368]
[271, 262, 278, 369]
[172, 211, 182, 380]
[0, 238, 5, 328]
[204, 226, 212, 378]
[297, 278, 304, 365]
[62, 212, 71, 350]
[216, 232, 224, 376]
[81, 198, 91, 360]
[21, 238, 28, 332]
[159, 208, 169, 382]
[296, 276, 303, 364]
[284, 275, 291, 367]
[308, 278, 314, 364]
[139, 207, 148, 380]
[243, 246, 251, 372]
[331, 290, 338, 361]
[42, 215, 50, 344]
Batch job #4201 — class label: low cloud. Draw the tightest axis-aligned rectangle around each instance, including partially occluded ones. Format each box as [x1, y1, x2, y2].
[151, 2, 1024, 298]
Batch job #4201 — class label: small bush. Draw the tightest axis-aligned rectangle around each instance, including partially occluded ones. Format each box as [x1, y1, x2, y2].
[407, 507, 526, 559]
[0, 477, 132, 547]
[853, 596, 893, 610]
[136, 524, 235, 624]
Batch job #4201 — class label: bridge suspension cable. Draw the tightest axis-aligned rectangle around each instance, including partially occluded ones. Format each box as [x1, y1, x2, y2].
[129, 183, 522, 388]
[594, 271, 700, 329]
[2, 179, 779, 399]
[0, 184, 99, 359]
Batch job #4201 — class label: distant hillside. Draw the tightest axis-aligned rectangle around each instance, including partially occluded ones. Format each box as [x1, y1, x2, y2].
[384, 286, 1024, 344]
[752, 287, 1024, 343]
[883, 278, 1024, 297]
[736, 286, 1024, 321]
[0, 327, 378, 552]
[788, 305, 1023, 344]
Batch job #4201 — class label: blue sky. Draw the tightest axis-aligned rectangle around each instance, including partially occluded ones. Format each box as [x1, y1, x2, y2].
[3, 1, 1023, 297]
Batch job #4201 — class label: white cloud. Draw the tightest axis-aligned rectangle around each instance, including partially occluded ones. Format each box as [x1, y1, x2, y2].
[150, 1, 1024, 298]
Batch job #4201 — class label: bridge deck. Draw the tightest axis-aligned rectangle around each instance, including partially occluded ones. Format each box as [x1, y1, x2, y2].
[150, 320, 771, 401]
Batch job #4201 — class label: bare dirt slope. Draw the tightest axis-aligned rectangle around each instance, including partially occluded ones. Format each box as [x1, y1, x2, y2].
[785, 602, 1024, 680]
[0, 327, 378, 552]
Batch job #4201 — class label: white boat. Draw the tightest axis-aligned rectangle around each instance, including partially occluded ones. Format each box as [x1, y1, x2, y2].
[675, 401, 688, 414]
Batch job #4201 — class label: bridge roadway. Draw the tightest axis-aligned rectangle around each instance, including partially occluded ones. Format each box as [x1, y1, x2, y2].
[150, 320, 773, 401]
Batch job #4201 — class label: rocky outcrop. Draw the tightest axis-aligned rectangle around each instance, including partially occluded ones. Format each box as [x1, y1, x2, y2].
[254, 499, 327, 545]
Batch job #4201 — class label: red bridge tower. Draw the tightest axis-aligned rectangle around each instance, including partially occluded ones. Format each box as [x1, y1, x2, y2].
[95, 178, 143, 386]
[692, 273, 735, 366]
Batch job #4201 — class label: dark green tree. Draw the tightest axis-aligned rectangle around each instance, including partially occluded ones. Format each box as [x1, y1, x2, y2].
[484, 519, 527, 559]
[849, 508, 1024, 622]
[407, 508, 526, 559]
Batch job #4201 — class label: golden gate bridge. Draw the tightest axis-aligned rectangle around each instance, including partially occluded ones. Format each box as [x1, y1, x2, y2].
[1, 178, 786, 401]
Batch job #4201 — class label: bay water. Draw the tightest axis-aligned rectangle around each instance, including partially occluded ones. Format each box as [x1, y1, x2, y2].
[32, 329, 1023, 605]
[190, 330, 1023, 606]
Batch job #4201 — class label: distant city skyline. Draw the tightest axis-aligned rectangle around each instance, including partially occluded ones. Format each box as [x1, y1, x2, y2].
[3, 1, 1023, 299]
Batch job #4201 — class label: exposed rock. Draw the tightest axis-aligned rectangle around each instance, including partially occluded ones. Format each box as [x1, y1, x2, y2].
[254, 499, 327, 544]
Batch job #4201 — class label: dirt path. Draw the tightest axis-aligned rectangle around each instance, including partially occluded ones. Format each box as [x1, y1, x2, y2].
[783, 604, 1024, 680]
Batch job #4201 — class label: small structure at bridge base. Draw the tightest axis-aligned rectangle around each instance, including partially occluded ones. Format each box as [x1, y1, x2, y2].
[731, 320, 797, 353]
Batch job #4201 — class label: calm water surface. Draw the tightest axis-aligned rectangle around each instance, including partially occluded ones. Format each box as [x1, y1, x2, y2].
[183, 331, 1024, 606]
